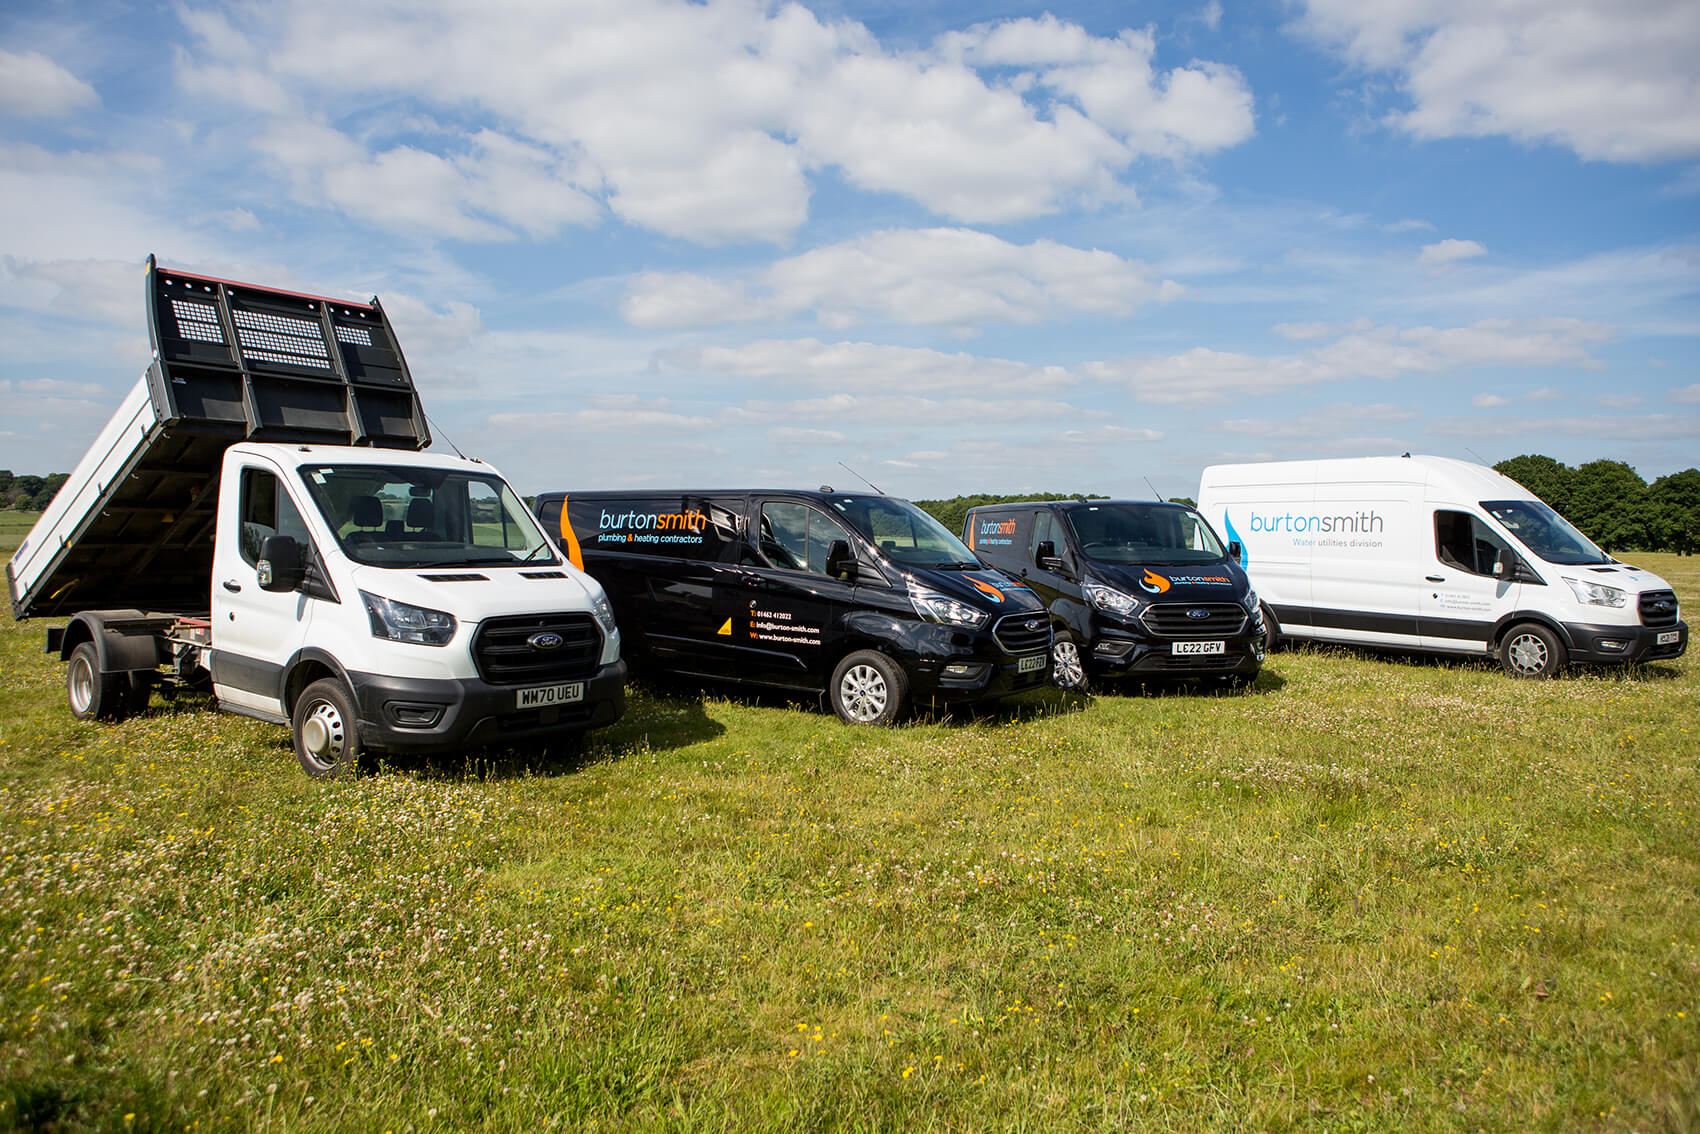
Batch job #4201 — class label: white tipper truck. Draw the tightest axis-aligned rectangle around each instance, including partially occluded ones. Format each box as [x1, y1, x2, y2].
[7, 257, 625, 776]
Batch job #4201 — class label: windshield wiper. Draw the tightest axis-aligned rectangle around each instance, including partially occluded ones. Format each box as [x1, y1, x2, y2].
[930, 560, 984, 570]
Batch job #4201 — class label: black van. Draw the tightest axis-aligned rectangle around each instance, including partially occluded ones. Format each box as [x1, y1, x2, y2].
[532, 490, 1052, 724]
[963, 499, 1265, 689]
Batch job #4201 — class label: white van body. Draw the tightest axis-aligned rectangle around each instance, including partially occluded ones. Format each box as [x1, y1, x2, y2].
[1197, 455, 1687, 676]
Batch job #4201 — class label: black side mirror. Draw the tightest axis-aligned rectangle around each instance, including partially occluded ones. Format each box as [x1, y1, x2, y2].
[825, 539, 857, 582]
[1228, 540, 1242, 561]
[258, 535, 306, 592]
[1035, 540, 1066, 573]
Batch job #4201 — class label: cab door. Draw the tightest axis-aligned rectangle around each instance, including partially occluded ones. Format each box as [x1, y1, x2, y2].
[733, 499, 861, 688]
[1419, 508, 1519, 655]
[210, 462, 317, 719]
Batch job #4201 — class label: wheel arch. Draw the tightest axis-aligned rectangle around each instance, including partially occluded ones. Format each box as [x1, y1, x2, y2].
[1489, 610, 1573, 652]
[57, 611, 163, 672]
[281, 648, 357, 717]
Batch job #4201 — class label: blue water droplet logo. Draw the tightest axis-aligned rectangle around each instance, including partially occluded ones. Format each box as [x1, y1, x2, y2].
[1222, 511, 1248, 568]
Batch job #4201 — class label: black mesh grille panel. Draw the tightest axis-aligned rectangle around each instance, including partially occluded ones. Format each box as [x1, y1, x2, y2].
[1140, 603, 1247, 638]
[472, 613, 601, 685]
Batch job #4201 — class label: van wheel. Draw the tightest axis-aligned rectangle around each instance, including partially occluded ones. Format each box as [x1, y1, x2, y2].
[1052, 634, 1089, 692]
[1259, 603, 1282, 652]
[292, 678, 363, 779]
[830, 650, 907, 726]
[1499, 622, 1566, 679]
[67, 642, 129, 722]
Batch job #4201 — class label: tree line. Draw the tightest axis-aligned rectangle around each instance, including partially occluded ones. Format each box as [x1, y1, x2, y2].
[0, 470, 69, 512]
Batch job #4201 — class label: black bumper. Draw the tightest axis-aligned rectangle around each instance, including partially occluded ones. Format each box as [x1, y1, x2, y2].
[348, 659, 627, 753]
[1085, 617, 1266, 678]
[1562, 619, 1687, 665]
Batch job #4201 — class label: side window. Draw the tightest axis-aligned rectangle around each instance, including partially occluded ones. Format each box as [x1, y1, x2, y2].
[1031, 511, 1058, 560]
[239, 468, 309, 569]
[468, 481, 523, 550]
[1435, 510, 1509, 577]
[759, 502, 854, 576]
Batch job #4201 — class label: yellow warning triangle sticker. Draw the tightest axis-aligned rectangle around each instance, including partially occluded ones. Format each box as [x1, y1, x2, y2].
[716, 618, 733, 636]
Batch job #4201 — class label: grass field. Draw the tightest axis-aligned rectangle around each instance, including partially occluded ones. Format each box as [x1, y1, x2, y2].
[2, 510, 1696, 1132]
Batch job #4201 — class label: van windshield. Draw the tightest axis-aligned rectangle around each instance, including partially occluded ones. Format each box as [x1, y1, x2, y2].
[1065, 503, 1226, 565]
[827, 495, 980, 568]
[300, 465, 558, 568]
[1482, 499, 1610, 566]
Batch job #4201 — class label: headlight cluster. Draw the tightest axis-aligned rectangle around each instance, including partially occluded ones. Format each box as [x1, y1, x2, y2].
[1083, 582, 1140, 619]
[361, 591, 457, 646]
[909, 583, 989, 629]
[1563, 577, 1627, 608]
[590, 588, 618, 635]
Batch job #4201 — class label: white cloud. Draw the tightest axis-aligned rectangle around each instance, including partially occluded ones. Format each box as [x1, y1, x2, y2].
[1670, 383, 1700, 404]
[767, 426, 849, 445]
[0, 49, 98, 117]
[1050, 425, 1164, 445]
[1429, 413, 1700, 441]
[1219, 402, 1418, 443]
[1085, 318, 1615, 406]
[171, 1, 1258, 245]
[1295, 0, 1700, 162]
[1385, 218, 1435, 233]
[623, 228, 1180, 330]
[664, 338, 1075, 396]
[733, 392, 1087, 426]
[1418, 238, 1486, 267]
[1598, 393, 1645, 409]
[1472, 393, 1511, 407]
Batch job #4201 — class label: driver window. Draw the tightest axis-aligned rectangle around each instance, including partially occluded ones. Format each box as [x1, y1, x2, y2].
[239, 468, 309, 569]
[759, 502, 854, 576]
[1435, 510, 1509, 577]
[1031, 511, 1058, 561]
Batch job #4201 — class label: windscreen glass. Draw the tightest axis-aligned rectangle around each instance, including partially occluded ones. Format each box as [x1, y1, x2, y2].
[300, 465, 557, 568]
[1482, 499, 1610, 565]
[1065, 504, 1225, 565]
[826, 495, 979, 568]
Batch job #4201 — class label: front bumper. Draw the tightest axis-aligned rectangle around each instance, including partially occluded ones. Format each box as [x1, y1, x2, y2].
[349, 658, 627, 752]
[1562, 619, 1687, 665]
[1086, 617, 1266, 678]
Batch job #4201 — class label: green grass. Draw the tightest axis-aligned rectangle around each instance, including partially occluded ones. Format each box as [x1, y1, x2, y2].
[3, 521, 1697, 1131]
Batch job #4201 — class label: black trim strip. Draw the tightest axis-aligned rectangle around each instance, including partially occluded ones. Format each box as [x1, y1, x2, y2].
[210, 650, 285, 695]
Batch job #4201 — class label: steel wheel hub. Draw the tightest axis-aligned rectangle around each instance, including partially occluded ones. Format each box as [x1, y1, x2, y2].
[301, 700, 347, 763]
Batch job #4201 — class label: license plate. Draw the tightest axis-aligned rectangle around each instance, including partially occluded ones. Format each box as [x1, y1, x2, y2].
[516, 682, 584, 709]
[1017, 654, 1046, 674]
[1172, 640, 1225, 656]
[1657, 630, 1680, 645]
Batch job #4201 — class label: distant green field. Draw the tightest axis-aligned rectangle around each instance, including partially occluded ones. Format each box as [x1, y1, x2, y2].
[0, 511, 38, 555]
[1, 535, 1695, 1131]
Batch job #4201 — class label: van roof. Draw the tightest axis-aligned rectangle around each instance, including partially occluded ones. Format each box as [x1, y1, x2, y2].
[1199, 454, 1536, 502]
[968, 498, 1195, 512]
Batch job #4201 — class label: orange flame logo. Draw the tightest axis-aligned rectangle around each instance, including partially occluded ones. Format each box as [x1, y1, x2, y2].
[1140, 569, 1171, 594]
[969, 577, 1006, 603]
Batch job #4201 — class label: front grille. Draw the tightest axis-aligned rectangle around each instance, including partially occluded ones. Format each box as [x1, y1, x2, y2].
[1639, 590, 1679, 627]
[993, 614, 1051, 655]
[1141, 603, 1248, 638]
[472, 612, 601, 685]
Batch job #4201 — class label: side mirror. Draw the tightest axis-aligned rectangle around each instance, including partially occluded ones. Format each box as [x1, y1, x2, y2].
[825, 539, 857, 582]
[1228, 540, 1242, 561]
[257, 534, 306, 592]
[1035, 540, 1066, 573]
[1495, 547, 1516, 579]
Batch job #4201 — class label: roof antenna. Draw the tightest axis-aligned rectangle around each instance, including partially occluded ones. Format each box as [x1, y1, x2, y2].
[1142, 476, 1163, 502]
[425, 411, 467, 460]
[838, 461, 885, 495]
[1464, 446, 1490, 466]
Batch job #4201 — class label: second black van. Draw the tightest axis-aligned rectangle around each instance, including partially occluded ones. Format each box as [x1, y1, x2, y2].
[964, 499, 1265, 689]
[532, 489, 1052, 724]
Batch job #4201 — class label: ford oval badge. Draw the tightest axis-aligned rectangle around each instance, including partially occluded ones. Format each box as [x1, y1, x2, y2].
[528, 632, 565, 651]
[1186, 608, 1211, 620]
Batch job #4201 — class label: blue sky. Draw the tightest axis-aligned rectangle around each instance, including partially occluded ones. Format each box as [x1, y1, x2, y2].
[1, 0, 1696, 500]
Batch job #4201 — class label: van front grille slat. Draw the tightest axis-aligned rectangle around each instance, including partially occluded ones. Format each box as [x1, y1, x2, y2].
[1639, 590, 1679, 627]
[992, 615, 1051, 655]
[1140, 603, 1247, 638]
[472, 613, 601, 685]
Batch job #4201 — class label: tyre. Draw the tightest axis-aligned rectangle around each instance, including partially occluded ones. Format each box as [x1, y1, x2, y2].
[292, 678, 363, 779]
[66, 642, 130, 722]
[829, 650, 908, 726]
[1051, 632, 1089, 692]
[1259, 602, 1282, 652]
[1499, 622, 1566, 679]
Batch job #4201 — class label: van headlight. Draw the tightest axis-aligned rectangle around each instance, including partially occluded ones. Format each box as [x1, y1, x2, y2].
[1083, 582, 1141, 620]
[1563, 577, 1627, 608]
[590, 589, 618, 635]
[909, 583, 989, 629]
[1244, 588, 1260, 612]
[361, 591, 457, 646]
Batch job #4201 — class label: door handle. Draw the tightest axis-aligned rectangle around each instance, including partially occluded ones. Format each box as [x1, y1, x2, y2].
[222, 579, 242, 593]
[1425, 575, 1444, 583]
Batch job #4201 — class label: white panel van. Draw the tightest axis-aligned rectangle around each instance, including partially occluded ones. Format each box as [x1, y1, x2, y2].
[1197, 455, 1687, 677]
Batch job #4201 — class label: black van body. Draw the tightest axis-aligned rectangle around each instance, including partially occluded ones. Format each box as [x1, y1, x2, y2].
[532, 490, 1052, 724]
[963, 500, 1265, 689]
